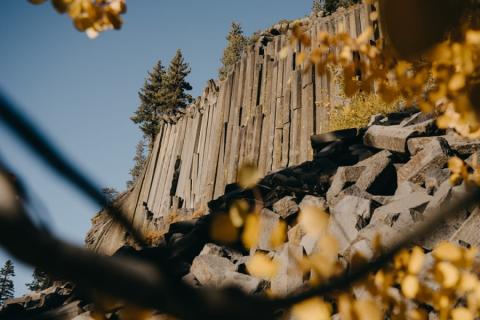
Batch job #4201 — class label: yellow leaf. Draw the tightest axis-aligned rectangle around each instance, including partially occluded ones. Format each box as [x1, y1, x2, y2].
[458, 271, 478, 293]
[369, 11, 378, 22]
[435, 261, 460, 289]
[401, 274, 419, 299]
[338, 294, 353, 320]
[237, 163, 261, 189]
[242, 214, 260, 249]
[229, 199, 249, 227]
[353, 300, 382, 320]
[270, 220, 287, 248]
[408, 246, 425, 275]
[291, 297, 331, 320]
[432, 242, 462, 263]
[280, 47, 290, 60]
[296, 52, 306, 65]
[408, 309, 428, 320]
[466, 30, 480, 46]
[356, 27, 373, 46]
[298, 206, 329, 236]
[448, 73, 466, 92]
[246, 252, 278, 280]
[451, 307, 473, 320]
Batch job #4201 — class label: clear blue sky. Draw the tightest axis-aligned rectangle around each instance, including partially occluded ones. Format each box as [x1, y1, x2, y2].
[0, 0, 311, 296]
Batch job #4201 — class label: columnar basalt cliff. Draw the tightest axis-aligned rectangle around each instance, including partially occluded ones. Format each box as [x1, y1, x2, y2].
[86, 3, 379, 254]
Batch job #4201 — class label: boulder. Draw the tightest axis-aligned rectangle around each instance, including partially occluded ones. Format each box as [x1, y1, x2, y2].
[444, 134, 480, 156]
[326, 166, 365, 203]
[328, 196, 372, 253]
[287, 224, 305, 246]
[416, 181, 469, 250]
[190, 254, 236, 287]
[397, 138, 450, 184]
[311, 128, 359, 150]
[394, 181, 426, 199]
[450, 208, 480, 247]
[363, 125, 419, 153]
[221, 271, 263, 294]
[354, 150, 396, 195]
[272, 196, 298, 219]
[270, 243, 304, 296]
[407, 137, 437, 155]
[298, 195, 327, 212]
[257, 209, 281, 251]
[424, 168, 450, 195]
[370, 191, 432, 227]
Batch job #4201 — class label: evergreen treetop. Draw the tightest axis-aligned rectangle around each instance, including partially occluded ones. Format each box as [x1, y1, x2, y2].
[126, 138, 147, 189]
[0, 260, 15, 305]
[26, 268, 52, 292]
[219, 22, 247, 80]
[164, 49, 193, 112]
[131, 60, 167, 142]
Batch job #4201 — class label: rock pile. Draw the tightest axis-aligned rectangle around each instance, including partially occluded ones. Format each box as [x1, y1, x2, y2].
[3, 110, 480, 319]
[182, 110, 480, 298]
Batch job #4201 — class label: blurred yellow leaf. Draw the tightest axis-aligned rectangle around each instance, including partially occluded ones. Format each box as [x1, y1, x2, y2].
[246, 252, 278, 280]
[352, 300, 382, 320]
[435, 261, 460, 289]
[451, 307, 473, 320]
[291, 297, 331, 320]
[270, 220, 287, 248]
[401, 275, 419, 299]
[242, 214, 260, 249]
[298, 206, 329, 236]
[408, 246, 425, 275]
[433, 242, 462, 263]
[237, 163, 261, 189]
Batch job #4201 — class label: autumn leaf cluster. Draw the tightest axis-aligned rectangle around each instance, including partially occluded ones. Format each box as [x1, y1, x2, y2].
[28, 0, 126, 38]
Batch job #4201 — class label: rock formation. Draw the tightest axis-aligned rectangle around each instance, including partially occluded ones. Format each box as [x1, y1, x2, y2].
[3, 3, 480, 320]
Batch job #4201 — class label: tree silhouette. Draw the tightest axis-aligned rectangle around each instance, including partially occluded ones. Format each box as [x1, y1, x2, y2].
[0, 260, 15, 305]
[219, 22, 247, 80]
[26, 268, 52, 292]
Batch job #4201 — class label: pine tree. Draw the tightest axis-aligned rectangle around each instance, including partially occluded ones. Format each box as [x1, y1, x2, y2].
[131, 60, 167, 141]
[164, 49, 193, 113]
[26, 268, 52, 292]
[0, 260, 15, 305]
[219, 22, 248, 80]
[320, 0, 359, 15]
[312, 0, 324, 14]
[126, 138, 147, 189]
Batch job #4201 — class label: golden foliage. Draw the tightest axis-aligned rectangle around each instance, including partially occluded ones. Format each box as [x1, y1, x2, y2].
[328, 88, 403, 131]
[286, 13, 480, 140]
[28, 0, 126, 38]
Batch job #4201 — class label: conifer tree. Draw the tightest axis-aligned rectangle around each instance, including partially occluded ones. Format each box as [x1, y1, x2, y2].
[219, 22, 247, 80]
[26, 268, 52, 292]
[126, 138, 147, 189]
[131, 60, 167, 141]
[312, 0, 324, 14]
[164, 49, 193, 112]
[0, 260, 15, 305]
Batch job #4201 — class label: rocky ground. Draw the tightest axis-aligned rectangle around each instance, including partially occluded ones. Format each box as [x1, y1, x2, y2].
[2, 109, 480, 319]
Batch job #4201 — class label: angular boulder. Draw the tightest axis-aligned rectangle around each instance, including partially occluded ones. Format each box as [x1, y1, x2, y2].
[270, 243, 303, 296]
[328, 195, 372, 253]
[397, 138, 450, 184]
[272, 196, 298, 219]
[363, 125, 419, 153]
[190, 254, 236, 287]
